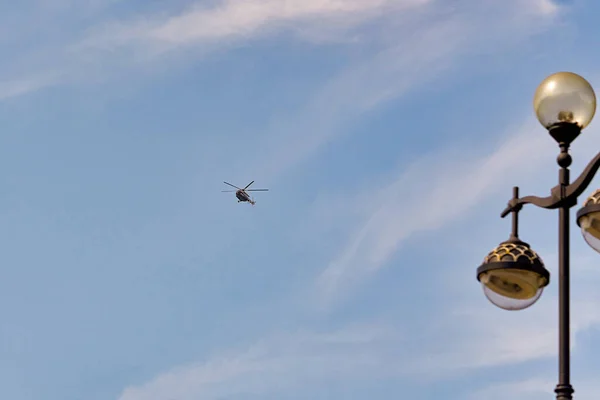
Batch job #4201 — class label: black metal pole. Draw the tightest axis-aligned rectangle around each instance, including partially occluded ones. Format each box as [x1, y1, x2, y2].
[510, 186, 519, 240]
[556, 148, 574, 400]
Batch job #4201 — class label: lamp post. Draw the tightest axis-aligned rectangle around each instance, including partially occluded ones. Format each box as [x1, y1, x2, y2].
[476, 71, 600, 400]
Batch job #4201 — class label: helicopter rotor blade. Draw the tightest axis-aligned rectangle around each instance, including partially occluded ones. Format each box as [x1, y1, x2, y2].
[223, 181, 242, 190]
[246, 189, 268, 191]
[244, 180, 255, 190]
[221, 190, 236, 192]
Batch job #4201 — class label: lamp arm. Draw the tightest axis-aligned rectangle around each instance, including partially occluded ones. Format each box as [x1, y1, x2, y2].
[500, 150, 600, 218]
[563, 150, 600, 200]
[500, 194, 561, 218]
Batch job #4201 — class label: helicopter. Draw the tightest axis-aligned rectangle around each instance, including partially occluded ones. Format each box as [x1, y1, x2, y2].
[222, 181, 268, 205]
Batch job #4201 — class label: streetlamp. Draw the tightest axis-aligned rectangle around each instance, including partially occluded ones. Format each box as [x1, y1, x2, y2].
[476, 72, 599, 400]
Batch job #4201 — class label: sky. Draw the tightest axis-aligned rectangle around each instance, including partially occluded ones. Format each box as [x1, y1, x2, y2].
[3, 0, 600, 399]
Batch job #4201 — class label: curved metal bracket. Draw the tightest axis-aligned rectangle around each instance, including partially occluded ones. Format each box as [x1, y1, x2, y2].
[564, 150, 600, 200]
[500, 194, 561, 218]
[500, 150, 600, 218]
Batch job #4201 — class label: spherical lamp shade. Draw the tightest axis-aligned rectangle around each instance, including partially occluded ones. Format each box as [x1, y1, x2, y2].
[533, 72, 596, 130]
[476, 240, 549, 311]
[577, 189, 600, 253]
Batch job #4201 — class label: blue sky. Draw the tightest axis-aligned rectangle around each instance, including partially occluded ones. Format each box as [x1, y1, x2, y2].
[3, 0, 600, 399]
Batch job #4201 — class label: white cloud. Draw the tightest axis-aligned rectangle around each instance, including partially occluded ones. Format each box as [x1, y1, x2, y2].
[116, 180, 600, 399]
[247, 0, 564, 184]
[79, 0, 431, 48]
[400, 258, 600, 378]
[116, 240, 600, 398]
[1, 0, 432, 100]
[315, 118, 555, 303]
[116, 290, 600, 400]
[0, 0, 561, 100]
[250, 20, 467, 182]
[450, 299, 600, 368]
[533, 0, 561, 15]
[80, 0, 561, 51]
[61, 0, 438, 86]
[0, 74, 60, 100]
[117, 324, 402, 400]
[316, 64, 600, 303]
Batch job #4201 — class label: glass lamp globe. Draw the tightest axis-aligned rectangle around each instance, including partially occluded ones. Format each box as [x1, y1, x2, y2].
[479, 269, 545, 310]
[476, 241, 549, 311]
[577, 189, 600, 253]
[533, 71, 596, 129]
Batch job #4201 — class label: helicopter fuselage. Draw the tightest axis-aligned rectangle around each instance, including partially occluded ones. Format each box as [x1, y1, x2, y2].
[236, 190, 251, 202]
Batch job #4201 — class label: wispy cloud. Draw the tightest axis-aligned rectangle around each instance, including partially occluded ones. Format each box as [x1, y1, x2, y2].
[81, 0, 431, 48]
[116, 288, 600, 400]
[247, 0, 564, 183]
[315, 65, 600, 304]
[117, 251, 600, 398]
[0, 0, 434, 100]
[315, 118, 555, 303]
[448, 300, 600, 369]
[0, 79, 49, 101]
[402, 251, 600, 377]
[117, 324, 401, 400]
[79, 0, 561, 51]
[0, 0, 561, 101]
[115, 183, 600, 399]
[250, 22, 466, 182]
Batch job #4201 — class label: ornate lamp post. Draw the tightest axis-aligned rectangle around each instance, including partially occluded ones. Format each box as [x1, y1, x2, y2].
[476, 72, 600, 400]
